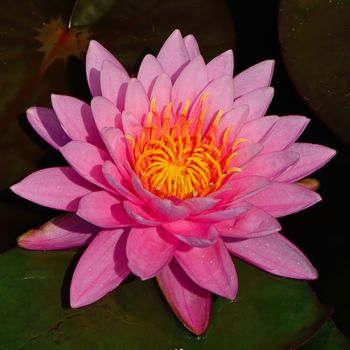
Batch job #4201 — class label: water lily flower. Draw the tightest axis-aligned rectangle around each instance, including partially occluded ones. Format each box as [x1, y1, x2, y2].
[11, 29, 335, 335]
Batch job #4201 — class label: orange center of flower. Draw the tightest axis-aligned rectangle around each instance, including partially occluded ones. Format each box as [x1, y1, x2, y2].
[126, 94, 246, 199]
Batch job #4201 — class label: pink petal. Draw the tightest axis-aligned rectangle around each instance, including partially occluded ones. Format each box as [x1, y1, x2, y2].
[10, 167, 96, 211]
[184, 34, 200, 59]
[233, 143, 264, 167]
[184, 197, 219, 215]
[216, 105, 249, 152]
[77, 190, 134, 228]
[157, 260, 210, 335]
[17, 214, 99, 250]
[216, 207, 281, 238]
[157, 29, 190, 80]
[163, 220, 218, 248]
[51, 94, 103, 147]
[215, 176, 270, 202]
[248, 182, 321, 217]
[201, 75, 235, 132]
[60, 140, 113, 191]
[26, 107, 70, 149]
[70, 228, 130, 307]
[236, 151, 299, 180]
[261, 115, 309, 153]
[206, 50, 234, 81]
[225, 233, 318, 279]
[149, 198, 190, 221]
[100, 60, 129, 110]
[137, 54, 164, 95]
[90, 96, 122, 132]
[150, 73, 172, 117]
[130, 174, 158, 202]
[276, 143, 337, 183]
[126, 226, 177, 279]
[172, 55, 208, 114]
[123, 201, 162, 226]
[175, 239, 238, 299]
[102, 161, 143, 205]
[121, 110, 143, 138]
[233, 60, 275, 98]
[237, 115, 279, 145]
[100, 127, 131, 180]
[232, 87, 274, 122]
[191, 204, 250, 223]
[124, 78, 150, 125]
[86, 40, 129, 96]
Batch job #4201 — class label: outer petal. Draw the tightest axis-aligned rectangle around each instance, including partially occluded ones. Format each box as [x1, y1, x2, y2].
[86, 40, 128, 96]
[124, 78, 150, 125]
[206, 50, 234, 81]
[233, 60, 275, 98]
[276, 143, 336, 182]
[200, 75, 235, 132]
[236, 151, 300, 180]
[248, 182, 321, 217]
[261, 115, 309, 153]
[163, 220, 218, 248]
[157, 260, 210, 336]
[70, 228, 130, 307]
[175, 239, 238, 299]
[225, 233, 318, 279]
[157, 29, 190, 80]
[232, 87, 274, 122]
[51, 95, 103, 147]
[91, 96, 122, 132]
[60, 140, 113, 191]
[10, 167, 96, 211]
[237, 115, 279, 145]
[214, 176, 270, 202]
[17, 214, 99, 250]
[172, 55, 208, 114]
[233, 143, 264, 167]
[191, 204, 250, 223]
[184, 34, 200, 59]
[137, 54, 164, 95]
[77, 191, 135, 228]
[126, 226, 177, 279]
[26, 107, 70, 149]
[100, 60, 129, 111]
[216, 207, 281, 238]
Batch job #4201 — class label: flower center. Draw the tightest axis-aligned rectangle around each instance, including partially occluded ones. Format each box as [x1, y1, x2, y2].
[126, 94, 245, 199]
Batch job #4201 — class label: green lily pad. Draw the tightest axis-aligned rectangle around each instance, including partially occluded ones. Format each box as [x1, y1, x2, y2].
[0, 248, 329, 349]
[278, 0, 350, 144]
[301, 319, 350, 349]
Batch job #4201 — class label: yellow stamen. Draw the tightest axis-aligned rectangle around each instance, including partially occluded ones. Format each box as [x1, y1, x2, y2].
[127, 93, 246, 199]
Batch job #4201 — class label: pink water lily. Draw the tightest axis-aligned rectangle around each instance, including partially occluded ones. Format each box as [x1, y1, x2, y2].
[11, 29, 335, 335]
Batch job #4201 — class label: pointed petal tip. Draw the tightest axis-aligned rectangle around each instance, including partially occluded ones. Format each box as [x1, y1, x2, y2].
[16, 230, 34, 249]
[69, 293, 88, 309]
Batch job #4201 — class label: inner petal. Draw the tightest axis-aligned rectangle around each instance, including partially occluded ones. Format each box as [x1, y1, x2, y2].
[126, 95, 245, 199]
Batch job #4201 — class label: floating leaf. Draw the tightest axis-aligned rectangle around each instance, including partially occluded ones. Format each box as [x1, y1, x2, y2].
[301, 319, 350, 349]
[279, 0, 350, 144]
[0, 248, 329, 349]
